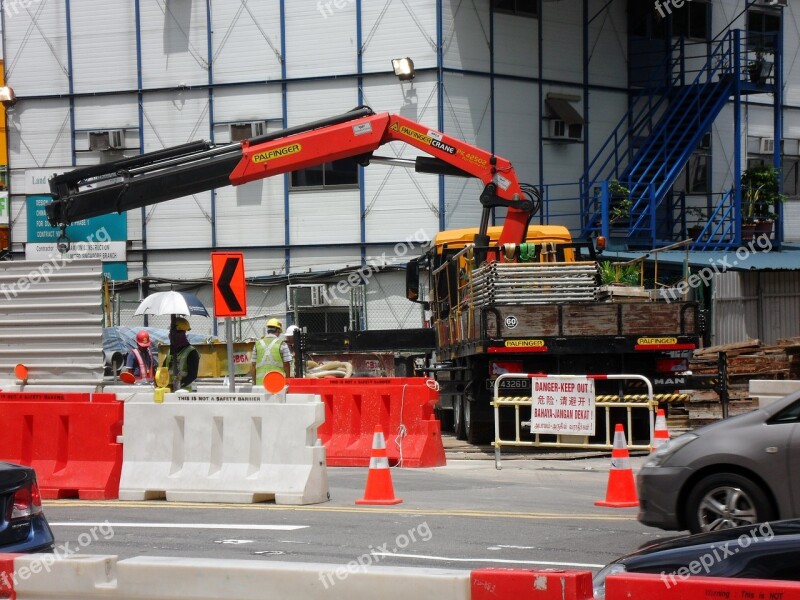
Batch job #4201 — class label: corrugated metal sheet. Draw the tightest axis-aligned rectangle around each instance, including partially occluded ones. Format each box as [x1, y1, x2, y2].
[286, 80, 357, 126]
[140, 0, 209, 89]
[285, 3, 356, 79]
[288, 188, 361, 246]
[362, 73, 439, 243]
[542, 3, 588, 85]
[4, 2, 69, 96]
[290, 247, 362, 272]
[211, 0, 282, 84]
[145, 250, 212, 280]
[73, 95, 140, 133]
[442, 0, 490, 72]
[495, 79, 538, 184]
[361, 0, 437, 73]
[0, 259, 105, 384]
[443, 73, 490, 230]
[785, 200, 800, 243]
[494, 11, 537, 78]
[71, 1, 137, 93]
[713, 271, 800, 345]
[140, 90, 212, 249]
[8, 99, 73, 170]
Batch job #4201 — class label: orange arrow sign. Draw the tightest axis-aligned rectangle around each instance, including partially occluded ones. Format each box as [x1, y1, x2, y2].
[211, 252, 247, 318]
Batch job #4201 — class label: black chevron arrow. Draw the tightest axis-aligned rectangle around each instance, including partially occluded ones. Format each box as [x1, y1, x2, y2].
[217, 257, 243, 312]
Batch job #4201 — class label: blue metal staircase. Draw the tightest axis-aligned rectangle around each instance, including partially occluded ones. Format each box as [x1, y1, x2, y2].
[579, 29, 778, 250]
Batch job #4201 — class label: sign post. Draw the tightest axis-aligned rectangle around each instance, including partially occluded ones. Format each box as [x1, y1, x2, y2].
[211, 252, 247, 393]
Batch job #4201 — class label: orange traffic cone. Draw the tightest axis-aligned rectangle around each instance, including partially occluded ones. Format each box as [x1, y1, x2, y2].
[356, 426, 403, 506]
[650, 408, 670, 453]
[595, 424, 639, 508]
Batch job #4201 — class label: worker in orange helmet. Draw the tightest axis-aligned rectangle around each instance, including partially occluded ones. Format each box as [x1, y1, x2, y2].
[123, 330, 155, 383]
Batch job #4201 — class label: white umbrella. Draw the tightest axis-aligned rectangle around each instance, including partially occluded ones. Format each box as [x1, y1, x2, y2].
[134, 291, 209, 317]
[134, 291, 209, 390]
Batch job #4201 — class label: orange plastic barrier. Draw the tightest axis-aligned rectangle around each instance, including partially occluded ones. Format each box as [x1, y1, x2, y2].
[471, 569, 593, 600]
[606, 572, 800, 600]
[0, 392, 123, 499]
[286, 378, 446, 468]
[0, 554, 17, 599]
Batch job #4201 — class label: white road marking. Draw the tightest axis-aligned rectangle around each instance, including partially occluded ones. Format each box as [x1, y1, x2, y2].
[487, 544, 538, 550]
[214, 539, 254, 545]
[50, 522, 308, 531]
[372, 552, 604, 569]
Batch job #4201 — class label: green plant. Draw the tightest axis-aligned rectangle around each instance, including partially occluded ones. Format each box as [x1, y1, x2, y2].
[599, 261, 641, 286]
[741, 165, 786, 222]
[607, 180, 632, 224]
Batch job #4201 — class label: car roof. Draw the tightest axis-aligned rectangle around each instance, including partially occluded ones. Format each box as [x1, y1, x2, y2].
[626, 519, 800, 559]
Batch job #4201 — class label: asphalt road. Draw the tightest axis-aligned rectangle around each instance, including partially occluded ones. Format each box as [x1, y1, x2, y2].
[42, 452, 684, 573]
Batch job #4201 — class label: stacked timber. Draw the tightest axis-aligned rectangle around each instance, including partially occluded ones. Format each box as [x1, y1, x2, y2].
[687, 338, 800, 426]
[469, 262, 598, 307]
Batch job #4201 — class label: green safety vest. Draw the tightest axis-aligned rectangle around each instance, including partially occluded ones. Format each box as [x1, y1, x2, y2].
[163, 345, 197, 391]
[254, 336, 284, 382]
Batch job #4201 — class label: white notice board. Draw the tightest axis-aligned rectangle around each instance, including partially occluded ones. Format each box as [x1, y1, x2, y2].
[530, 376, 595, 435]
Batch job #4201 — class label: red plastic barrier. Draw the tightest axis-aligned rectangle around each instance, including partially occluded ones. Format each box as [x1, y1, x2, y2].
[286, 378, 446, 468]
[0, 392, 123, 500]
[471, 569, 593, 600]
[0, 554, 17, 600]
[606, 572, 800, 600]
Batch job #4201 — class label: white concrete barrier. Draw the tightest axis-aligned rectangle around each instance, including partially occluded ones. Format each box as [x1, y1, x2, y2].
[9, 554, 471, 600]
[119, 391, 329, 504]
[749, 379, 800, 408]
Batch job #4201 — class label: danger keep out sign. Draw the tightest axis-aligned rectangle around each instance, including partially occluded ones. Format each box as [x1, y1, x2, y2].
[530, 376, 595, 435]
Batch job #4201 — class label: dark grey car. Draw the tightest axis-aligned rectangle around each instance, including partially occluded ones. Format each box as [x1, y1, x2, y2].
[637, 390, 800, 533]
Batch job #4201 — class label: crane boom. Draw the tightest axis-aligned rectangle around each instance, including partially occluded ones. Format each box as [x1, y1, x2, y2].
[46, 106, 537, 248]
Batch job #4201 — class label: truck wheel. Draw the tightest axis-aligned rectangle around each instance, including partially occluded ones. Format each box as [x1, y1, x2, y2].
[453, 396, 467, 440]
[465, 394, 492, 445]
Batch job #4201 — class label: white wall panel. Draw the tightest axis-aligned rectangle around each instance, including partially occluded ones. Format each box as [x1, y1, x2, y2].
[145, 250, 213, 280]
[784, 199, 800, 243]
[71, 1, 137, 93]
[211, 0, 282, 84]
[285, 3, 356, 79]
[495, 79, 538, 185]
[240, 249, 287, 278]
[361, 0, 437, 73]
[443, 73, 490, 230]
[215, 178, 286, 248]
[7, 100, 72, 169]
[212, 84, 282, 124]
[584, 0, 628, 88]
[286, 80, 357, 126]
[74, 95, 140, 131]
[542, 2, 584, 84]
[290, 246, 362, 272]
[288, 188, 360, 246]
[140, 90, 212, 249]
[442, 0, 490, 72]
[494, 12, 537, 78]
[361, 74, 439, 243]
[3, 2, 68, 95]
[140, 0, 209, 89]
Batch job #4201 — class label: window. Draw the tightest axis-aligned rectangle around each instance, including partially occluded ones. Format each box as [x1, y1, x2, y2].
[674, 133, 710, 194]
[290, 157, 359, 189]
[747, 10, 781, 50]
[671, 0, 708, 40]
[492, 0, 537, 18]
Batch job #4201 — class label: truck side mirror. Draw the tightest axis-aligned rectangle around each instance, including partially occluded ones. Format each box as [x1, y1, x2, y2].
[406, 258, 429, 309]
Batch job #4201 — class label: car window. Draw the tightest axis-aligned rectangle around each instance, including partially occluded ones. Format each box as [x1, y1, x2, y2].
[768, 399, 800, 424]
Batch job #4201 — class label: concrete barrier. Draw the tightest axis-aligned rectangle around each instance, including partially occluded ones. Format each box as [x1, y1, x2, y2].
[119, 391, 329, 504]
[4, 554, 471, 600]
[749, 379, 800, 408]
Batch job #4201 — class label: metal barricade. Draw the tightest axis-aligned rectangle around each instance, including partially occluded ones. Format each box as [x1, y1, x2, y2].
[492, 373, 655, 469]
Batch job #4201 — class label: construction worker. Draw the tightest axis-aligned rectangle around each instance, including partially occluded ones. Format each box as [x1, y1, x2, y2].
[162, 317, 199, 391]
[284, 325, 299, 376]
[123, 330, 155, 382]
[251, 318, 292, 385]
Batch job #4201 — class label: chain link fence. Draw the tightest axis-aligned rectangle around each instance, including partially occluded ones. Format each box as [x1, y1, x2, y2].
[110, 269, 425, 341]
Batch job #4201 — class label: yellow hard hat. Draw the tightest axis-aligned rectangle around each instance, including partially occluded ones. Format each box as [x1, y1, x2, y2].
[266, 318, 282, 331]
[175, 317, 191, 331]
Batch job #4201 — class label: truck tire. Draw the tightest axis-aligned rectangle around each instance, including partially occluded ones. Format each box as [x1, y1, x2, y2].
[453, 396, 467, 440]
[464, 391, 492, 445]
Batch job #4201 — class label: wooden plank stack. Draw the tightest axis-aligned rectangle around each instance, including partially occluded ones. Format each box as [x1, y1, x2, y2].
[686, 337, 800, 427]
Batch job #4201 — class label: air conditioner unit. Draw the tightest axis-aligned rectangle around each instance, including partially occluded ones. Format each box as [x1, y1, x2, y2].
[550, 119, 583, 141]
[762, 0, 787, 6]
[287, 284, 327, 309]
[88, 130, 125, 151]
[760, 138, 775, 154]
[230, 121, 267, 142]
